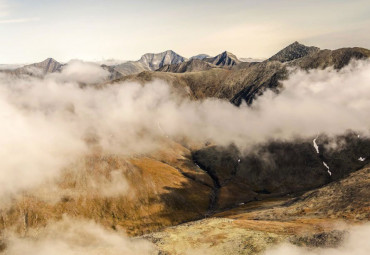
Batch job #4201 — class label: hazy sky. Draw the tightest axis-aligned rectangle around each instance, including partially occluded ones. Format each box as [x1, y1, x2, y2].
[0, 0, 369, 63]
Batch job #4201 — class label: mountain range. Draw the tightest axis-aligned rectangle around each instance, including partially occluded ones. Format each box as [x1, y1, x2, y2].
[113, 42, 370, 106]
[0, 49, 258, 78]
[0, 41, 369, 255]
[3, 42, 369, 109]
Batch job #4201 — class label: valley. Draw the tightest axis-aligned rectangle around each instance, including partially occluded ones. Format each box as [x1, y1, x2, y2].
[0, 41, 369, 255]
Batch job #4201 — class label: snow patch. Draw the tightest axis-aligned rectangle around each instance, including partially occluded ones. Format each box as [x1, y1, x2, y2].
[313, 137, 319, 154]
[358, 157, 366, 162]
[323, 162, 332, 176]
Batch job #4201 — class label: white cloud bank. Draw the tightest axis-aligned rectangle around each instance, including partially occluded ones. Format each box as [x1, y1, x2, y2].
[3, 217, 156, 255]
[0, 59, 369, 198]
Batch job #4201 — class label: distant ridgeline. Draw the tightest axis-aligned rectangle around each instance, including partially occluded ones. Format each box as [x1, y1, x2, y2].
[2, 42, 369, 105]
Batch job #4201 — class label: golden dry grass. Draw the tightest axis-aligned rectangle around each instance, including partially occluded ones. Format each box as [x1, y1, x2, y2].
[0, 142, 212, 237]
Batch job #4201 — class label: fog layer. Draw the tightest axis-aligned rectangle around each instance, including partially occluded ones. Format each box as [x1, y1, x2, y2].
[0, 60, 369, 197]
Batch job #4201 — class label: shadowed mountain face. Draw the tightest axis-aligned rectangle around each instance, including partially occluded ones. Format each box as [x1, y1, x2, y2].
[269, 41, 320, 62]
[192, 133, 370, 210]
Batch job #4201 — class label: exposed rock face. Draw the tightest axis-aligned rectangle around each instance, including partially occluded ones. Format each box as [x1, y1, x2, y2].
[157, 51, 244, 73]
[114, 50, 186, 75]
[140, 50, 186, 70]
[158, 59, 218, 73]
[204, 51, 241, 67]
[269, 41, 320, 62]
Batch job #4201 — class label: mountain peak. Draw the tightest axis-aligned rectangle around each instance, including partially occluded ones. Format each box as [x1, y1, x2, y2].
[40, 58, 61, 65]
[35, 58, 62, 73]
[164, 50, 176, 54]
[221, 50, 233, 55]
[140, 50, 182, 59]
[269, 41, 320, 62]
[139, 50, 186, 70]
[204, 51, 240, 67]
[114, 50, 187, 75]
[221, 51, 238, 59]
[44, 57, 58, 62]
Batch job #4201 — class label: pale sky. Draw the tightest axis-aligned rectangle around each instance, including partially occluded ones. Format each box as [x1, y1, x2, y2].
[0, 0, 369, 63]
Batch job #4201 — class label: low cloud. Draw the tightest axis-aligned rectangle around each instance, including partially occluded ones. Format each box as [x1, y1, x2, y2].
[3, 216, 156, 255]
[51, 60, 110, 84]
[0, 59, 369, 198]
